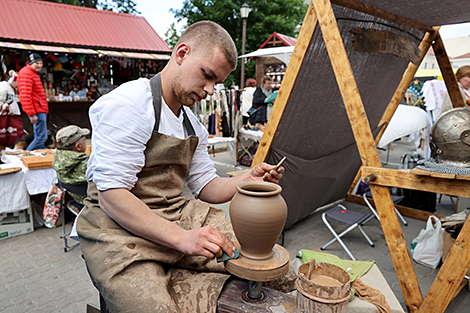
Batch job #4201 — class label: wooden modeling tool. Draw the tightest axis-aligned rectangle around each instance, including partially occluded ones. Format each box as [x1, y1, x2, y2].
[263, 156, 287, 181]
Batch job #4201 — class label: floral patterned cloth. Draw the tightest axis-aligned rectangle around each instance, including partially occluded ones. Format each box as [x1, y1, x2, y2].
[43, 183, 64, 228]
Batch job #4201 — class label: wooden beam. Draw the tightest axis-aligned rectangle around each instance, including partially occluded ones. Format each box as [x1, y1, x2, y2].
[347, 28, 439, 194]
[433, 33, 465, 108]
[362, 167, 470, 197]
[331, 0, 434, 33]
[417, 218, 470, 313]
[251, 1, 318, 166]
[344, 194, 445, 221]
[312, 1, 422, 311]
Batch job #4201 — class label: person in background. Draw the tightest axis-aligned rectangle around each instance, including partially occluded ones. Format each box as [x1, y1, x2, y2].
[438, 65, 470, 117]
[0, 74, 23, 158]
[52, 125, 89, 205]
[241, 78, 257, 126]
[0, 71, 21, 117]
[17, 53, 49, 151]
[250, 75, 273, 126]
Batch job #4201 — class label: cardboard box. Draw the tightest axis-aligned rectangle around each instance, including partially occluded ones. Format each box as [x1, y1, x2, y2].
[443, 229, 456, 263]
[0, 206, 34, 240]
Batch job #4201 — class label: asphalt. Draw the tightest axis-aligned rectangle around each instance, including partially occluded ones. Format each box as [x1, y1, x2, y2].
[1, 137, 469, 312]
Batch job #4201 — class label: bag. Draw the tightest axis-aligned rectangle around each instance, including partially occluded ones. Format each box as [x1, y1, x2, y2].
[410, 215, 444, 269]
[247, 106, 259, 117]
[0, 115, 23, 147]
[43, 183, 65, 228]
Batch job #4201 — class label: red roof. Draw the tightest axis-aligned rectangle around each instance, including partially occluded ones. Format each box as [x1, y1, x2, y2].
[0, 0, 171, 53]
[454, 52, 470, 59]
[258, 32, 297, 49]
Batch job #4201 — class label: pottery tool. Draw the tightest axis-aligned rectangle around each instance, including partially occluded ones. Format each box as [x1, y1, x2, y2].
[263, 156, 286, 181]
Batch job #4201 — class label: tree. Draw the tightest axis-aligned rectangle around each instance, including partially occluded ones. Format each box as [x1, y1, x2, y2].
[168, 0, 308, 87]
[42, 0, 140, 14]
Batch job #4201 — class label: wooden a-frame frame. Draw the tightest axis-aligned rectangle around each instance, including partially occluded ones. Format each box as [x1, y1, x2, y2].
[252, 0, 470, 312]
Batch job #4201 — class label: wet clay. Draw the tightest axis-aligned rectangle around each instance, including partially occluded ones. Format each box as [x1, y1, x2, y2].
[230, 181, 287, 260]
[309, 274, 343, 286]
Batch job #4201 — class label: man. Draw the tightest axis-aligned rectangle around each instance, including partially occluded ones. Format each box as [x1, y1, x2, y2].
[250, 75, 273, 125]
[17, 53, 48, 151]
[52, 125, 89, 205]
[77, 21, 286, 312]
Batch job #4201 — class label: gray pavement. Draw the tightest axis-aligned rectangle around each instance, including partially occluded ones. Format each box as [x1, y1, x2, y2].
[1, 138, 469, 312]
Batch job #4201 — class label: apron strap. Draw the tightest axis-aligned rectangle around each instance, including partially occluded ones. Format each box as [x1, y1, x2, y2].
[150, 73, 196, 136]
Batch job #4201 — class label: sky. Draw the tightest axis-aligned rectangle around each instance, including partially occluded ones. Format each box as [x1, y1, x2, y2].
[134, 0, 470, 41]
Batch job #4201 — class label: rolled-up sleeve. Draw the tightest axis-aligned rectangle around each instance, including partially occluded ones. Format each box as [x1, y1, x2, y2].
[86, 80, 154, 191]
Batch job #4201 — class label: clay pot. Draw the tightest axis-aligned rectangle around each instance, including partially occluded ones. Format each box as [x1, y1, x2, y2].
[230, 181, 287, 260]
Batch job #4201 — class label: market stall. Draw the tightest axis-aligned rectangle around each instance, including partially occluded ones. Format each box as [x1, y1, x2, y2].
[0, 0, 172, 131]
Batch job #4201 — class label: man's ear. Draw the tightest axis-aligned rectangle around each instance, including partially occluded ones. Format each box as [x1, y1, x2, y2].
[174, 43, 190, 65]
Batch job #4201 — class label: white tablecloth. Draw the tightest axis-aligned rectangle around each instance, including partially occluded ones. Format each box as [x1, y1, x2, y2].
[0, 149, 57, 214]
[207, 137, 237, 166]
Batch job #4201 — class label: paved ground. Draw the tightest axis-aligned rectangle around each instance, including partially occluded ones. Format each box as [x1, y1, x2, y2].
[1, 137, 469, 312]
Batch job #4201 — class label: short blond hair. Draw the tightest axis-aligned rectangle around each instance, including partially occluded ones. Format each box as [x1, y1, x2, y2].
[174, 21, 238, 70]
[456, 66, 470, 80]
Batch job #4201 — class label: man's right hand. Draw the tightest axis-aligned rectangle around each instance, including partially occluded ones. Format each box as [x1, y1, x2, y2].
[177, 226, 236, 259]
[29, 115, 38, 124]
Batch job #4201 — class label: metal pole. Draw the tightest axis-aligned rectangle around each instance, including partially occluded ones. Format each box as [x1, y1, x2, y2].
[240, 18, 247, 89]
[247, 280, 262, 299]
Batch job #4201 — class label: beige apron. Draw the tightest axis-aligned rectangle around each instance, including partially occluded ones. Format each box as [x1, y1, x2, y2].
[77, 74, 235, 313]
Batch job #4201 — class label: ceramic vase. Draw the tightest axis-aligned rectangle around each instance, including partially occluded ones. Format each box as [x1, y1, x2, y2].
[230, 181, 288, 260]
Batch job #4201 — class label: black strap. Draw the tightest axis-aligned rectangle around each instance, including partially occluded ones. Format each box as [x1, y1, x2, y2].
[149, 73, 196, 136]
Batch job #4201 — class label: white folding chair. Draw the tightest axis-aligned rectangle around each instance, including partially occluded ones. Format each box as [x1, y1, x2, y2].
[320, 204, 374, 261]
[362, 191, 407, 226]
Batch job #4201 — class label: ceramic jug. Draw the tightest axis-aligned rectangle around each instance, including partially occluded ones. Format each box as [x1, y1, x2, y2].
[230, 181, 287, 260]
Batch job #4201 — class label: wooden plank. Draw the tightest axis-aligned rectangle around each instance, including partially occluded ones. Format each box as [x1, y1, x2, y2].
[344, 194, 445, 221]
[21, 154, 54, 170]
[417, 218, 470, 313]
[410, 167, 470, 180]
[369, 184, 423, 313]
[331, 0, 434, 33]
[433, 33, 465, 108]
[312, 1, 422, 311]
[251, 1, 318, 167]
[347, 29, 439, 194]
[0, 167, 22, 176]
[363, 166, 470, 198]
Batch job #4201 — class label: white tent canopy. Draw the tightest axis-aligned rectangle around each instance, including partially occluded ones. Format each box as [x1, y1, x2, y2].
[239, 46, 295, 64]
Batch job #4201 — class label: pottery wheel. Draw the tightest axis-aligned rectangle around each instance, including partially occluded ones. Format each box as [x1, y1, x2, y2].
[225, 242, 290, 282]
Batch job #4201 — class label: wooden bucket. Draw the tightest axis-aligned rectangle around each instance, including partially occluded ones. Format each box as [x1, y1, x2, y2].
[296, 259, 351, 313]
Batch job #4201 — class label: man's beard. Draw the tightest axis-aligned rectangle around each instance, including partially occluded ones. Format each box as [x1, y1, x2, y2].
[172, 71, 205, 107]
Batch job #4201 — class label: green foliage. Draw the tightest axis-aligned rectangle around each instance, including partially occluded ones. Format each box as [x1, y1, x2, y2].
[42, 0, 140, 14]
[168, 0, 308, 87]
[164, 23, 184, 50]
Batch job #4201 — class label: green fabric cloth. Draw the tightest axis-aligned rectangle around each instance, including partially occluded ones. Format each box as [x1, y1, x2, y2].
[52, 149, 89, 205]
[296, 249, 375, 282]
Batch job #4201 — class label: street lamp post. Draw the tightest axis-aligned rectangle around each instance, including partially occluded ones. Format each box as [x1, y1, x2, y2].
[240, 3, 251, 89]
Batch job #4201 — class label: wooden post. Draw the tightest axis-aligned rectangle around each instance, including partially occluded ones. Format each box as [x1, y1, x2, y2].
[312, 0, 423, 311]
[347, 28, 439, 194]
[418, 218, 470, 312]
[251, 1, 318, 167]
[433, 33, 465, 108]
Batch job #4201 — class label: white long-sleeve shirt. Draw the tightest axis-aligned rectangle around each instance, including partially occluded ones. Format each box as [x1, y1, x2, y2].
[86, 78, 218, 197]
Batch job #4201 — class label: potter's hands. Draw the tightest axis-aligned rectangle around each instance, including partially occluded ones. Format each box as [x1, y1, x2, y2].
[252, 162, 284, 184]
[178, 225, 236, 259]
[29, 115, 38, 124]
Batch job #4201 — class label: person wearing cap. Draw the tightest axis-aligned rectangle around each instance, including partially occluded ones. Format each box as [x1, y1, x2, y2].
[52, 125, 90, 205]
[17, 53, 49, 151]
